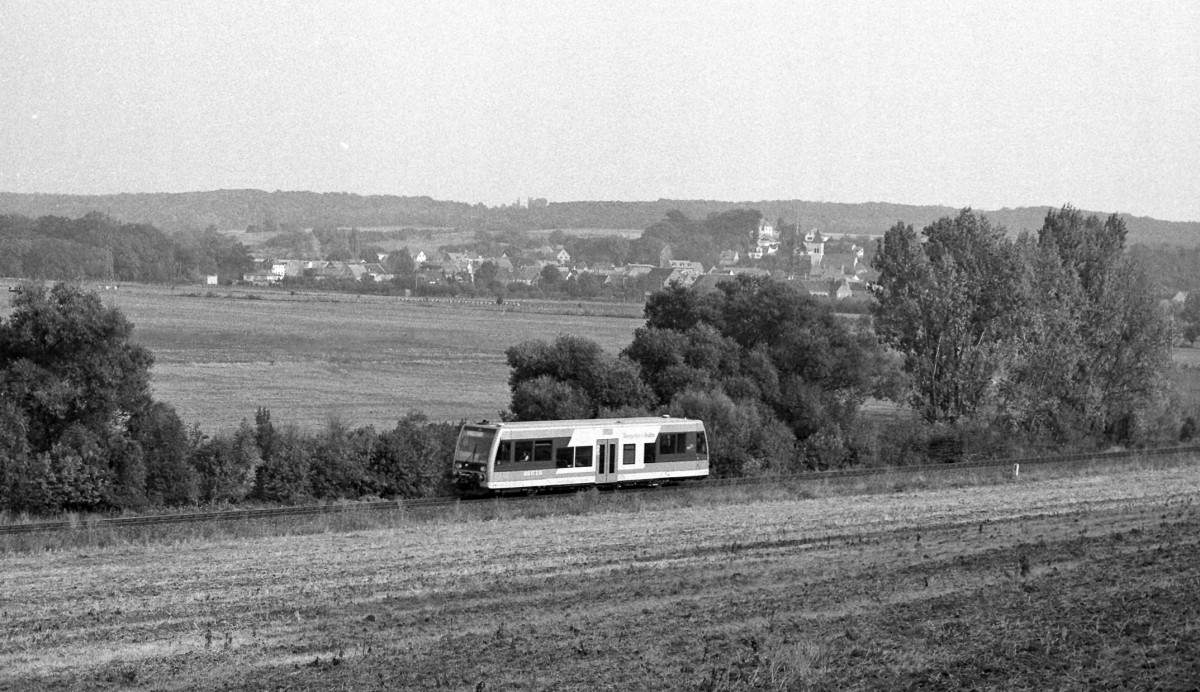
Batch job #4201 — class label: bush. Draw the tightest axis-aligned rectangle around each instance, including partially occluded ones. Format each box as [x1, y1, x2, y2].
[369, 414, 456, 498]
[254, 426, 312, 504]
[189, 421, 261, 504]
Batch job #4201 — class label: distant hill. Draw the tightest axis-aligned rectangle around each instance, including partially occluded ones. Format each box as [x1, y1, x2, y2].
[1, 190, 1196, 246]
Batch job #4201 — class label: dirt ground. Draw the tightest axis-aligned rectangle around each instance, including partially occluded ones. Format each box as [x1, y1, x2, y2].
[3, 464, 1199, 691]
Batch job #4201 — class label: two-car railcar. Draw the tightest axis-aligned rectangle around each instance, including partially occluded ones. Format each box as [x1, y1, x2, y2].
[452, 417, 709, 494]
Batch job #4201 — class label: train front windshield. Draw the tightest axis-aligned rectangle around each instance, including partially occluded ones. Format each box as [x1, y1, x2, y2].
[455, 427, 497, 465]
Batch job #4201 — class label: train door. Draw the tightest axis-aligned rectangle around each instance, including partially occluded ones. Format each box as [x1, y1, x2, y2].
[596, 438, 618, 484]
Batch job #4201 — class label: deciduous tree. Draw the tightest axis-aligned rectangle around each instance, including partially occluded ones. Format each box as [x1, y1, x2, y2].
[129, 402, 198, 506]
[505, 335, 655, 420]
[189, 420, 261, 504]
[253, 424, 312, 504]
[1002, 207, 1174, 443]
[628, 274, 883, 443]
[0, 283, 162, 511]
[475, 260, 499, 289]
[870, 211, 1022, 423]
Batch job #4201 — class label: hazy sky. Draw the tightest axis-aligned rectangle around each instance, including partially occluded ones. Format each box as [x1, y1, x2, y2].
[3, 1, 1198, 221]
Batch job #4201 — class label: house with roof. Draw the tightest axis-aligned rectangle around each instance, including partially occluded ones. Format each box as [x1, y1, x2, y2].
[802, 278, 854, 299]
[726, 267, 772, 279]
[689, 267, 772, 293]
[690, 272, 735, 294]
[440, 252, 468, 273]
[849, 281, 875, 301]
[751, 218, 781, 258]
[511, 264, 545, 285]
[272, 259, 311, 279]
[423, 253, 476, 282]
[362, 263, 394, 282]
[821, 252, 860, 278]
[413, 267, 444, 285]
[589, 261, 617, 276]
[605, 263, 655, 288]
[308, 261, 359, 281]
[667, 259, 704, 273]
[637, 267, 685, 293]
[242, 270, 278, 285]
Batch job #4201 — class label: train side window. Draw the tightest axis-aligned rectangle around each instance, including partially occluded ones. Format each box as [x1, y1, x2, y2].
[697, 432, 707, 455]
[659, 433, 683, 455]
[575, 446, 593, 468]
[533, 440, 553, 462]
[514, 440, 533, 462]
[644, 442, 656, 464]
[556, 447, 574, 468]
[622, 443, 636, 465]
[497, 440, 512, 466]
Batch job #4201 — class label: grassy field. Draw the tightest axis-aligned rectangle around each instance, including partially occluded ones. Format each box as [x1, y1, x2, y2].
[2, 459, 1197, 690]
[81, 285, 646, 431]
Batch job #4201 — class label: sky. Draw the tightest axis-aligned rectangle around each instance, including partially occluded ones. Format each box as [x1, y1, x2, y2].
[2, 1, 1198, 221]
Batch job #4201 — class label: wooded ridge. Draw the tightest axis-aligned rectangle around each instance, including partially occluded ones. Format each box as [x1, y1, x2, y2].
[2, 190, 1197, 246]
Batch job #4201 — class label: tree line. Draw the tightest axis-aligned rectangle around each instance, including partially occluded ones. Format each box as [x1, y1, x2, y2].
[4, 190, 1197, 246]
[505, 207, 1182, 475]
[872, 207, 1175, 444]
[0, 206, 1183, 515]
[0, 212, 256, 284]
[0, 284, 456, 514]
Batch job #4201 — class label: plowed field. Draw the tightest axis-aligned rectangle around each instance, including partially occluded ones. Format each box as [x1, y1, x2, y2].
[3, 463, 1199, 690]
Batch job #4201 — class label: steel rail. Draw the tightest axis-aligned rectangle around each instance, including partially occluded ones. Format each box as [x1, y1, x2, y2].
[3, 444, 1196, 536]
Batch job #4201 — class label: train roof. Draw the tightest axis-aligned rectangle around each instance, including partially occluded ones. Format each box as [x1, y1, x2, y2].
[462, 417, 704, 431]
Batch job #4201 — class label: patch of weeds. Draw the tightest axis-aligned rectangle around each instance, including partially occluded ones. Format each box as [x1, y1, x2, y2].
[564, 487, 602, 516]
[698, 633, 830, 691]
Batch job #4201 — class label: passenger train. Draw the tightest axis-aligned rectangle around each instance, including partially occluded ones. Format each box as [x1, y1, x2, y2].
[452, 417, 709, 494]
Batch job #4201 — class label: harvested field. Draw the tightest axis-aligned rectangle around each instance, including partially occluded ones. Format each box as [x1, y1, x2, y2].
[3, 461, 1198, 690]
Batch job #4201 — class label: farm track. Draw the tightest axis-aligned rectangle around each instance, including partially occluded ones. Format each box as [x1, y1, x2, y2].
[4, 444, 1196, 536]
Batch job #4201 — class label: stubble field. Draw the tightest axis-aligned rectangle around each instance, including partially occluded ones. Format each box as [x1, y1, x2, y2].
[84, 285, 645, 431]
[3, 460, 1198, 690]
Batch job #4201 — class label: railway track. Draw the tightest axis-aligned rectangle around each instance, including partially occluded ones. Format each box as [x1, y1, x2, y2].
[3, 444, 1196, 536]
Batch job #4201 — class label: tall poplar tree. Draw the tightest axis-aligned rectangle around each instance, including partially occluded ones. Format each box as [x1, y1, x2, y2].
[1001, 207, 1174, 442]
[870, 210, 1022, 423]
